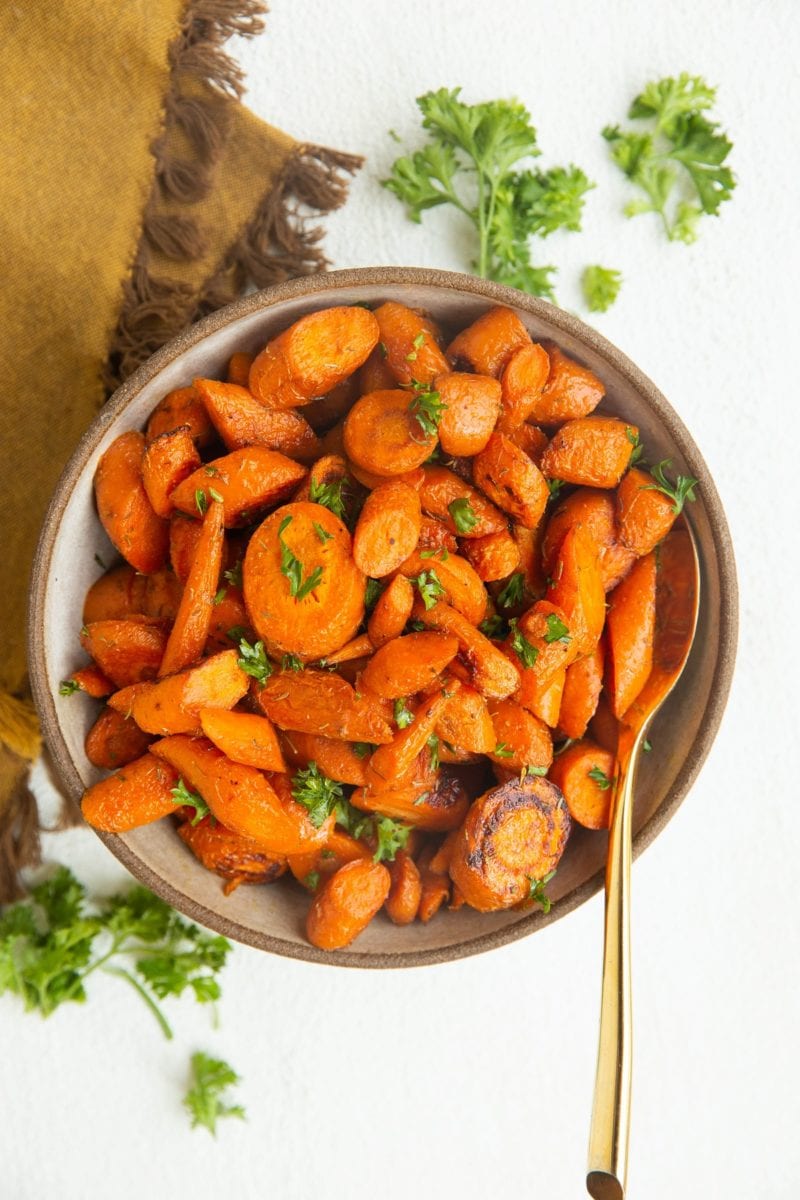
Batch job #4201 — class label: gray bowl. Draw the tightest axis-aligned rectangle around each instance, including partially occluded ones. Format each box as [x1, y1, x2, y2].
[28, 267, 738, 968]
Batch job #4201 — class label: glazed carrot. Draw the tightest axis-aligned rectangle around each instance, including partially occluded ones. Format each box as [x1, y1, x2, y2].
[324, 633, 374, 666]
[347, 460, 425, 493]
[507, 598, 581, 689]
[352, 480, 421, 577]
[449, 775, 570, 912]
[343, 389, 436, 476]
[373, 301, 450, 386]
[418, 465, 506, 537]
[159, 498, 224, 676]
[81, 752, 179, 832]
[83, 564, 141, 623]
[318, 422, 346, 457]
[462, 530, 521, 582]
[361, 632, 459, 699]
[414, 599, 520, 699]
[367, 574, 414, 647]
[291, 453, 350, 506]
[85, 706, 153, 770]
[417, 848, 451, 922]
[177, 817, 286, 893]
[204, 586, 252, 654]
[533, 344, 605, 423]
[226, 352, 254, 387]
[497, 342, 551, 431]
[288, 829, 373, 890]
[518, 666, 565, 728]
[168, 514, 204, 584]
[195, 377, 321, 463]
[280, 730, 368, 786]
[434, 372, 501, 456]
[588, 692, 619, 754]
[417, 515, 458, 555]
[140, 568, 184, 621]
[473, 432, 549, 530]
[558, 641, 605, 740]
[605, 552, 657, 718]
[305, 859, 391, 950]
[106, 681, 154, 717]
[94, 431, 169, 573]
[364, 683, 455, 788]
[170, 446, 307, 526]
[616, 466, 679, 556]
[487, 699, 553, 773]
[68, 663, 115, 698]
[510, 522, 547, 602]
[540, 418, 637, 489]
[435, 684, 495, 754]
[385, 852, 422, 925]
[446, 306, 531, 377]
[542, 487, 636, 593]
[398, 550, 487, 626]
[130, 649, 249, 735]
[199, 708, 286, 772]
[141, 426, 201, 519]
[352, 773, 469, 833]
[242, 501, 365, 661]
[152, 735, 329, 852]
[249, 306, 379, 407]
[357, 345, 397, 394]
[507, 421, 549, 463]
[253, 668, 393, 743]
[80, 620, 167, 688]
[547, 740, 615, 830]
[146, 385, 214, 446]
[302, 378, 359, 432]
[546, 524, 606, 656]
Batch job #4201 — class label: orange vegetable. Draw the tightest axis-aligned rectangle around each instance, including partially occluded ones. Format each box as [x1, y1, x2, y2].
[84, 706, 153, 770]
[68, 664, 115, 698]
[170, 446, 307, 526]
[487, 699, 553, 772]
[280, 730, 368, 786]
[446, 306, 531, 377]
[347, 460, 425, 493]
[546, 524, 606, 656]
[385, 852, 422, 925]
[418, 465, 506, 537]
[507, 421, 549, 463]
[253, 668, 393, 744]
[414, 599, 520, 700]
[80, 620, 167, 688]
[540, 418, 636, 489]
[130, 649, 249, 735]
[547, 740, 616, 830]
[243, 501, 365, 661]
[291, 452, 350, 507]
[141, 426, 201, 519]
[343, 389, 436, 477]
[449, 775, 570, 912]
[518, 667, 565, 728]
[195, 377, 320, 463]
[542, 487, 636, 593]
[398, 550, 487, 626]
[473, 432, 549, 529]
[323, 633, 374, 666]
[146, 385, 214, 446]
[151, 735, 328, 853]
[288, 829, 372, 890]
[510, 522, 547, 602]
[462, 530, 521, 582]
[435, 684, 495, 754]
[605, 552, 657, 717]
[83, 564, 141, 623]
[352, 480, 421, 577]
[353, 773, 469, 833]
[364, 683, 455, 789]
[507, 599, 580, 689]
[199, 708, 286, 772]
[94, 431, 169, 573]
[367, 574, 414, 647]
[81, 752, 179, 832]
[305, 859, 391, 950]
[497, 342, 550, 431]
[249, 306, 379, 407]
[616, 466, 679, 556]
[558, 642, 605, 740]
[588, 692, 619, 754]
[226, 352, 254, 387]
[434, 372, 501, 456]
[417, 515, 458, 555]
[417, 847, 451, 922]
[361, 632, 459, 699]
[357, 345, 397, 394]
[204, 586, 252, 654]
[159, 498, 224, 676]
[373, 301, 449, 386]
[177, 817, 286, 893]
[302, 378, 359, 432]
[533, 344, 605, 423]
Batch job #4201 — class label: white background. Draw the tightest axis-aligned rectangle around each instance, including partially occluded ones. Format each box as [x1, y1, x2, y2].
[4, 2, 800, 1197]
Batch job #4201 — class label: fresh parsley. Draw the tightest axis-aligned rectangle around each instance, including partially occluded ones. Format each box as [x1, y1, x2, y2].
[333, 796, 373, 841]
[448, 497, 478, 534]
[223, 561, 243, 588]
[603, 73, 735, 243]
[183, 1051, 246, 1135]
[520, 765, 548, 780]
[406, 330, 427, 361]
[304, 871, 321, 891]
[582, 265, 622, 312]
[313, 521, 333, 544]
[478, 614, 506, 639]
[420, 547, 449, 561]
[497, 571, 527, 609]
[409, 383, 447, 436]
[59, 679, 80, 696]
[278, 516, 324, 601]
[208, 487, 224, 504]
[644, 459, 698, 514]
[352, 742, 373, 760]
[410, 568, 446, 610]
[383, 87, 593, 300]
[547, 478, 565, 500]
[195, 489, 208, 516]
[526, 870, 556, 913]
[372, 816, 412, 864]
[494, 743, 514, 759]
[309, 476, 347, 519]
[365, 577, 386, 612]
[625, 426, 645, 466]
[588, 766, 613, 791]
[235, 637, 273, 685]
[212, 587, 226, 606]
[281, 654, 304, 672]
[393, 698, 414, 729]
[544, 613, 571, 643]
[171, 778, 212, 826]
[426, 733, 441, 770]
[508, 617, 539, 668]
[291, 763, 344, 828]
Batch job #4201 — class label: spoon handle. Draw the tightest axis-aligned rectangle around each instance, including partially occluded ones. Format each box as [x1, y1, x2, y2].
[586, 735, 638, 1200]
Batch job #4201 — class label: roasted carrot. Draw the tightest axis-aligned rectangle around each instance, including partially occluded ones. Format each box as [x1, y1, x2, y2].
[287, 829, 372, 890]
[280, 730, 368, 786]
[361, 632, 459, 699]
[507, 421, 549, 463]
[487, 699, 553, 773]
[435, 684, 495, 754]
[177, 817, 286, 893]
[305, 859, 391, 950]
[367, 574, 414, 647]
[604, 552, 657, 718]
[80, 620, 167, 689]
[558, 641, 605, 740]
[170, 446, 307, 526]
[533, 344, 605, 423]
[616, 465, 679, 556]
[546, 523, 606, 656]
[195, 377, 321, 463]
[141, 426, 202, 519]
[94, 431, 169, 573]
[547, 740, 616, 830]
[416, 846, 451, 922]
[353, 773, 469, 833]
[497, 341, 551, 431]
[398, 550, 487, 626]
[414, 599, 520, 699]
[462, 530, 521, 582]
[540, 418, 637, 489]
[68, 663, 115, 698]
[446, 306, 531, 377]
[146, 385, 214, 446]
[357, 345, 398, 395]
[510, 522, 547, 602]
[385, 851, 422, 925]
[83, 564, 141, 623]
[506, 598, 580, 690]
[542, 487, 636, 593]
[343, 389, 436, 476]
[226, 352, 254, 387]
[364, 683, 455, 788]
[323, 633, 374, 666]
[418, 465, 506, 537]
[518, 666, 565, 728]
[199, 708, 286, 772]
[159, 498, 224, 676]
[81, 752, 179, 832]
[434, 372, 501, 456]
[449, 775, 570, 912]
[249, 306, 379, 407]
[204, 586, 252, 654]
[130, 649, 249, 735]
[373, 301, 450, 386]
[417, 515, 458, 555]
[352, 480, 421, 577]
[347, 460, 425, 493]
[253, 668, 393, 744]
[85, 706, 153, 770]
[473, 432, 549, 529]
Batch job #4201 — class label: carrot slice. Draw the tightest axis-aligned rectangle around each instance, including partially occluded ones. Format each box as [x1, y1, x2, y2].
[540, 418, 637, 489]
[434, 372, 501, 456]
[605, 552, 657, 717]
[80, 621, 167, 688]
[159, 498, 225, 676]
[170, 447, 307, 526]
[616, 466, 679, 556]
[306, 859, 391, 950]
[81, 752, 179, 832]
[517, 666, 565, 728]
[353, 773, 469, 833]
[558, 642, 605, 740]
[253, 669, 393, 744]
[226, 352, 254, 387]
[146, 386, 214, 446]
[446, 306, 531, 376]
[141, 426, 201, 519]
[367, 574, 414, 648]
[249, 306, 379, 407]
[414, 599, 520, 699]
[497, 342, 551, 431]
[547, 740, 615, 829]
[130, 649, 249, 735]
[84, 707, 153, 770]
[199, 709, 286, 772]
[435, 685, 495, 754]
[546, 523, 606, 656]
[398, 550, 487, 626]
[352, 480, 421, 577]
[418, 465, 506, 537]
[343, 389, 436, 477]
[69, 664, 115, 698]
[533, 344, 605, 423]
[543, 487, 636, 593]
[195, 377, 321, 463]
[94, 432, 169, 573]
[473, 432, 549, 530]
[280, 730, 368, 786]
[373, 301, 450, 386]
[462, 530, 521, 582]
[177, 817, 286, 892]
[385, 852, 422, 925]
[360, 632, 459, 699]
[487, 699, 553, 772]
[364, 683, 455, 788]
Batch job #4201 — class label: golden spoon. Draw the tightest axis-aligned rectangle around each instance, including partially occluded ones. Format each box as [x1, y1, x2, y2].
[586, 521, 701, 1200]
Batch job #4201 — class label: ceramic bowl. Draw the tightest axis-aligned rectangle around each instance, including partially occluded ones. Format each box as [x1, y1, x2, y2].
[28, 267, 738, 967]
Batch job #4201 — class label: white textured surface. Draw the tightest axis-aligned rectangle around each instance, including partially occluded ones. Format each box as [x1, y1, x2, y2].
[5, 3, 800, 1197]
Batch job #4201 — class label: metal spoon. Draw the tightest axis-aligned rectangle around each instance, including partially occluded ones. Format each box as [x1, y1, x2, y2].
[586, 521, 701, 1200]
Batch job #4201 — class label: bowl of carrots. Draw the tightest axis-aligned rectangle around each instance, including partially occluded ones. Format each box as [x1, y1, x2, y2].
[29, 267, 737, 966]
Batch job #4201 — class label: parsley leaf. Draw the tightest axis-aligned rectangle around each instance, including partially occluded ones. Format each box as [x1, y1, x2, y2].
[544, 613, 571, 643]
[291, 763, 344, 828]
[281, 654, 304, 672]
[508, 617, 539, 668]
[410, 568, 446, 610]
[409, 383, 447, 437]
[313, 521, 333, 544]
[426, 733, 441, 770]
[278, 516, 324, 601]
[603, 74, 735, 243]
[383, 87, 593, 301]
[223, 561, 243, 588]
[497, 571, 527, 609]
[372, 816, 412, 863]
[526, 870, 556, 913]
[625, 426, 645, 467]
[171, 778, 211, 826]
[478, 614, 506, 639]
[582, 265, 622, 313]
[309, 476, 347, 519]
[195, 489, 208, 516]
[59, 679, 80, 696]
[333, 796, 373, 841]
[364, 577, 386, 612]
[644, 459, 698, 514]
[448, 497, 478, 534]
[588, 765, 613, 791]
[212, 587, 226, 605]
[183, 1051, 245, 1135]
[547, 478, 565, 500]
[494, 742, 514, 759]
[393, 698, 414, 729]
[352, 742, 373, 760]
[235, 637, 273, 684]
[304, 871, 321, 891]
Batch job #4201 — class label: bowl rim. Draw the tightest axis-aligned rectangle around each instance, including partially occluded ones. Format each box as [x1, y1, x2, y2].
[28, 266, 739, 969]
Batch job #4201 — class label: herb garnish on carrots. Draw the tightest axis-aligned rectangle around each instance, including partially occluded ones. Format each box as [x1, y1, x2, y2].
[278, 515, 324, 600]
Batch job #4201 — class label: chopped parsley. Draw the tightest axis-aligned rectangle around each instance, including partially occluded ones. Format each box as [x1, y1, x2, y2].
[313, 521, 333, 544]
[588, 765, 613, 791]
[170, 777, 211, 826]
[59, 679, 80, 696]
[544, 613, 571, 643]
[644, 459, 698, 514]
[409, 383, 447, 437]
[235, 637, 273, 684]
[497, 571, 527, 609]
[508, 617, 539, 668]
[582, 265, 622, 312]
[494, 743, 514, 759]
[278, 516, 324, 601]
[448, 497, 478, 534]
[526, 870, 556, 913]
[291, 763, 344, 828]
[393, 698, 414, 729]
[372, 816, 412, 863]
[410, 568, 446, 610]
[183, 1051, 245, 1135]
[309, 476, 347, 519]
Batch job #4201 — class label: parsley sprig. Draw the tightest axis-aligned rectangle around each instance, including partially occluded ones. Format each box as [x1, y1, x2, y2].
[279, 516, 324, 601]
[582, 265, 622, 313]
[171, 778, 211, 826]
[588, 766, 613, 791]
[409, 382, 447, 437]
[291, 763, 344, 828]
[309, 476, 347, 520]
[544, 613, 571, 644]
[526, 870, 556, 913]
[645, 459, 698, 515]
[393, 698, 414, 729]
[235, 636, 273, 685]
[410, 568, 446, 610]
[372, 816, 412, 863]
[508, 618, 539, 668]
[184, 1051, 246, 1135]
[448, 497, 477, 534]
[497, 571, 527, 609]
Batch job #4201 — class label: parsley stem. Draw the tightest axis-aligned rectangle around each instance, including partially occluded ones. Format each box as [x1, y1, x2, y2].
[103, 965, 174, 1040]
